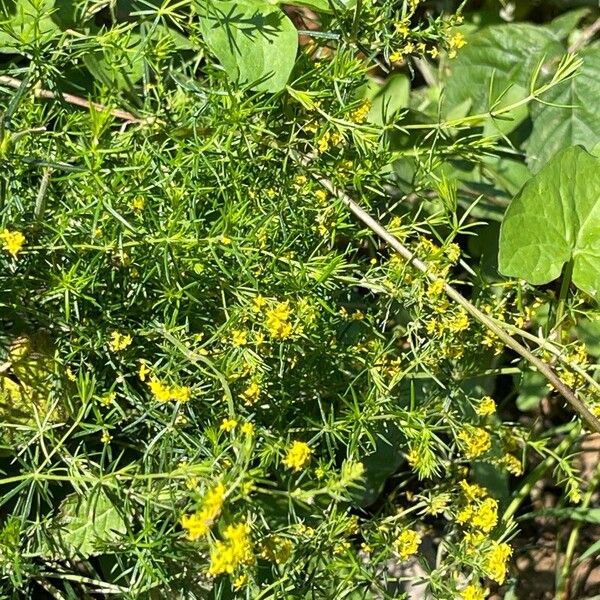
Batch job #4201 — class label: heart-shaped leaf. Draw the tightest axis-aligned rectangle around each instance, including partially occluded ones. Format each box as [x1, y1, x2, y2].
[498, 145, 600, 299]
[196, 0, 298, 93]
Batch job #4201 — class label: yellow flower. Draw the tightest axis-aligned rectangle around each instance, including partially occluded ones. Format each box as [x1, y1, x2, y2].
[101, 430, 112, 444]
[317, 131, 331, 153]
[427, 279, 445, 298]
[394, 529, 421, 560]
[259, 535, 294, 564]
[265, 301, 294, 340]
[170, 385, 191, 403]
[0, 229, 25, 258]
[240, 381, 261, 405]
[461, 583, 488, 600]
[148, 378, 189, 403]
[448, 309, 469, 332]
[231, 329, 248, 347]
[463, 530, 485, 551]
[456, 504, 473, 525]
[241, 422, 254, 436]
[448, 31, 467, 58]
[459, 480, 487, 502]
[138, 360, 150, 382]
[220, 418, 237, 432]
[283, 440, 312, 471]
[100, 391, 116, 406]
[108, 331, 132, 352]
[315, 190, 327, 204]
[484, 542, 512, 584]
[181, 482, 226, 540]
[208, 522, 254, 576]
[66, 368, 77, 382]
[450, 31, 466, 49]
[476, 396, 496, 417]
[502, 454, 523, 476]
[252, 295, 268, 312]
[132, 196, 145, 212]
[394, 21, 410, 37]
[389, 50, 404, 63]
[470, 498, 498, 533]
[221, 234, 232, 245]
[350, 100, 371, 124]
[458, 427, 491, 459]
[232, 574, 248, 591]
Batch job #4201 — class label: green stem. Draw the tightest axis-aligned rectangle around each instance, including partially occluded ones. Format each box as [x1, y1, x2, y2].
[555, 456, 600, 599]
[502, 424, 581, 523]
[554, 258, 573, 340]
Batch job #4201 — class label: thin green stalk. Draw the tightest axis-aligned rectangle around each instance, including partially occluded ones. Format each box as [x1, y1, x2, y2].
[554, 258, 574, 340]
[502, 424, 581, 523]
[555, 456, 600, 599]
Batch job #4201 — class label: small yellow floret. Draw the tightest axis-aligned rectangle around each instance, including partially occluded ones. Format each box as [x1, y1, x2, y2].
[283, 440, 312, 471]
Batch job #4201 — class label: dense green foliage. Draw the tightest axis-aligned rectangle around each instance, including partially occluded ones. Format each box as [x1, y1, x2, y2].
[1, 0, 600, 598]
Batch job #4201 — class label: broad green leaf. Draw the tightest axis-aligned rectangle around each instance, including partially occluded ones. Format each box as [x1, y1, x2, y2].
[515, 370, 547, 412]
[367, 74, 409, 126]
[498, 145, 600, 299]
[197, 0, 297, 92]
[575, 317, 600, 357]
[83, 32, 145, 90]
[443, 24, 564, 134]
[0, 334, 64, 442]
[46, 491, 127, 559]
[547, 8, 589, 40]
[0, 0, 60, 52]
[526, 47, 600, 173]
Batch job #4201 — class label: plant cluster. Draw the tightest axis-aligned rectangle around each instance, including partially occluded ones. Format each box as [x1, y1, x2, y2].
[1, 0, 600, 599]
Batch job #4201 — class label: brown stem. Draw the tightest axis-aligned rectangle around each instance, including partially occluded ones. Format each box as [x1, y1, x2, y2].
[294, 151, 600, 434]
[0, 75, 148, 124]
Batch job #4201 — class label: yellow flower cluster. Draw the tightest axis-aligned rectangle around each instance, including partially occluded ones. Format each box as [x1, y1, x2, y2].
[208, 522, 254, 576]
[483, 541, 512, 584]
[220, 417, 237, 432]
[317, 130, 344, 153]
[181, 482, 226, 540]
[448, 31, 466, 58]
[282, 440, 312, 471]
[394, 529, 421, 560]
[456, 480, 498, 534]
[349, 100, 371, 123]
[501, 454, 523, 476]
[131, 196, 145, 212]
[461, 583, 488, 600]
[231, 329, 248, 347]
[148, 378, 191, 402]
[458, 427, 491, 459]
[240, 380, 261, 405]
[265, 301, 294, 340]
[219, 418, 254, 436]
[476, 396, 496, 417]
[259, 535, 294, 564]
[0, 229, 25, 258]
[108, 331, 132, 352]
